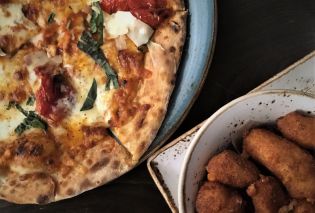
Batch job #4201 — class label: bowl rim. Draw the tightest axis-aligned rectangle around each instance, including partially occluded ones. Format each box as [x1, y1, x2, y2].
[177, 89, 315, 213]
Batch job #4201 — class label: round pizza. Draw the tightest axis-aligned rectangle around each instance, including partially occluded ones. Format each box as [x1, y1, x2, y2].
[0, 0, 187, 204]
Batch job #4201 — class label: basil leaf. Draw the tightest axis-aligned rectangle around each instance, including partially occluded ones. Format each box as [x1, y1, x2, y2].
[15, 103, 28, 117]
[80, 78, 97, 111]
[15, 123, 29, 135]
[10, 103, 48, 135]
[77, 31, 119, 89]
[47, 12, 55, 24]
[26, 96, 35, 106]
[6, 101, 16, 110]
[90, 2, 104, 44]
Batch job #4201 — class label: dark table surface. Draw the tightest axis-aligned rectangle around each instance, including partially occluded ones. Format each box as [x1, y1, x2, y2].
[2, 0, 315, 212]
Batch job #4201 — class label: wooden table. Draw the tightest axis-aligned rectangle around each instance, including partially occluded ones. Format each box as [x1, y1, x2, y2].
[1, 0, 315, 212]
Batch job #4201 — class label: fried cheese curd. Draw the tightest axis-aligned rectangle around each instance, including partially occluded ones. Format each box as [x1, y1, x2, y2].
[196, 181, 246, 213]
[206, 150, 260, 188]
[246, 176, 289, 213]
[277, 111, 315, 150]
[244, 128, 315, 202]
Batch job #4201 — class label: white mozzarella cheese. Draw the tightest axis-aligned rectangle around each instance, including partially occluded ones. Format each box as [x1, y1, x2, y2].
[0, 3, 37, 52]
[68, 77, 112, 127]
[104, 11, 154, 47]
[0, 4, 25, 30]
[24, 51, 62, 89]
[0, 101, 35, 141]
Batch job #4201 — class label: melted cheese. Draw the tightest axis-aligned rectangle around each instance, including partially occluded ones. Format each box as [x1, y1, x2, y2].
[24, 51, 62, 89]
[104, 11, 154, 47]
[67, 75, 112, 127]
[0, 4, 25, 30]
[0, 3, 38, 53]
[0, 101, 35, 141]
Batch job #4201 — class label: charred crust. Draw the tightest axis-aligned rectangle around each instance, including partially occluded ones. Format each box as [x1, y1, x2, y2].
[170, 21, 180, 33]
[169, 46, 176, 53]
[15, 140, 27, 155]
[46, 158, 55, 165]
[66, 188, 74, 196]
[90, 157, 110, 172]
[111, 160, 120, 170]
[36, 195, 49, 204]
[9, 180, 16, 186]
[86, 158, 93, 166]
[30, 144, 44, 156]
[82, 126, 108, 137]
[138, 142, 146, 153]
[80, 179, 93, 190]
[15, 140, 44, 157]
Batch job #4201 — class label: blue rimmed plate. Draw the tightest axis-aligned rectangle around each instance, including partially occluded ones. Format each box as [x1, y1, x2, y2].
[141, 0, 217, 161]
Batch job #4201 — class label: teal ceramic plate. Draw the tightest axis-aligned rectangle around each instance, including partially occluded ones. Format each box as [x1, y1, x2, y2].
[141, 0, 217, 161]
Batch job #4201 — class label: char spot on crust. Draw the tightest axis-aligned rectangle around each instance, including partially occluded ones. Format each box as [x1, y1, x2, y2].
[158, 108, 165, 118]
[9, 189, 15, 194]
[30, 144, 44, 156]
[19, 174, 28, 181]
[170, 21, 180, 33]
[80, 179, 93, 190]
[136, 117, 146, 129]
[169, 46, 176, 53]
[9, 180, 16, 186]
[90, 157, 110, 172]
[111, 160, 120, 170]
[138, 141, 146, 153]
[86, 158, 93, 166]
[66, 188, 74, 196]
[36, 195, 49, 204]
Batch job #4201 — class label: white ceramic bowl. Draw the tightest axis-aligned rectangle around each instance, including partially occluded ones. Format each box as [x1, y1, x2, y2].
[178, 90, 315, 213]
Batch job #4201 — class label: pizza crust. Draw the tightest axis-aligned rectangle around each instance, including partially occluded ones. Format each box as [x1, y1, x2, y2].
[54, 137, 132, 201]
[0, 172, 55, 204]
[113, 11, 188, 162]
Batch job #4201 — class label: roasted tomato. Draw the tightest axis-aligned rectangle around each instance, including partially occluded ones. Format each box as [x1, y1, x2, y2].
[35, 65, 73, 122]
[100, 0, 170, 28]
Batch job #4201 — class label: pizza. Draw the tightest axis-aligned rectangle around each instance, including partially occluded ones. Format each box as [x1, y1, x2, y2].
[0, 0, 187, 204]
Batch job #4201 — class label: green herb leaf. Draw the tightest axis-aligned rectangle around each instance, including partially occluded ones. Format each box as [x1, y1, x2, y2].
[90, 2, 104, 44]
[80, 78, 98, 111]
[77, 31, 119, 89]
[10, 102, 48, 135]
[48, 12, 56, 24]
[26, 96, 35, 106]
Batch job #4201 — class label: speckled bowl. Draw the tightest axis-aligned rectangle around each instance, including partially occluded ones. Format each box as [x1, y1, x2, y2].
[178, 90, 315, 213]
